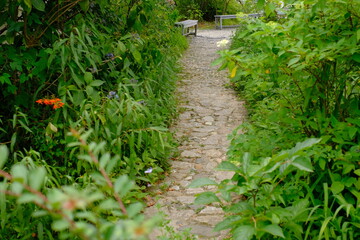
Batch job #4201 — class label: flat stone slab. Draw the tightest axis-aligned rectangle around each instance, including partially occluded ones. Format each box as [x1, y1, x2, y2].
[199, 206, 223, 215]
[181, 224, 220, 238]
[203, 116, 215, 122]
[180, 150, 202, 158]
[170, 161, 194, 170]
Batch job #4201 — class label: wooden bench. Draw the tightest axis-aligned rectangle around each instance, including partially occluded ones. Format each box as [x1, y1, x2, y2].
[214, 14, 261, 30]
[175, 20, 198, 36]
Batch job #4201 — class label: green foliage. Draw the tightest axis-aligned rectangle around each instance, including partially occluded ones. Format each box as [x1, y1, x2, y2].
[194, 0, 360, 239]
[0, 0, 188, 237]
[175, 0, 244, 21]
[0, 138, 162, 239]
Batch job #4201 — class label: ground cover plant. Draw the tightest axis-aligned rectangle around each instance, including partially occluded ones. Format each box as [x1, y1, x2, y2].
[0, 0, 188, 238]
[192, 0, 360, 239]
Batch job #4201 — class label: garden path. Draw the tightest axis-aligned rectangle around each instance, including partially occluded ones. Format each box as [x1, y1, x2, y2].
[145, 29, 246, 239]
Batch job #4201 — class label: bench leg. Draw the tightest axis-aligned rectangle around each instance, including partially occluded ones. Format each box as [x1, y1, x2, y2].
[220, 18, 223, 30]
[195, 24, 197, 36]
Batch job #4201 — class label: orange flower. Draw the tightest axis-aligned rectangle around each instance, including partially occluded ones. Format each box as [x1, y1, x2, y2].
[53, 102, 64, 109]
[36, 98, 65, 109]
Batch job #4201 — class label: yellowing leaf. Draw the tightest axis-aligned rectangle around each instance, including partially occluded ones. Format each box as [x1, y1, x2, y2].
[48, 122, 58, 133]
[230, 66, 238, 78]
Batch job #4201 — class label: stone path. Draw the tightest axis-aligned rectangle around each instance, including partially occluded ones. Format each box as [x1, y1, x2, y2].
[145, 29, 246, 239]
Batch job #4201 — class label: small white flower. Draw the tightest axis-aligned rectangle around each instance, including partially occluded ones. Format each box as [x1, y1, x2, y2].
[144, 167, 153, 174]
[216, 39, 229, 48]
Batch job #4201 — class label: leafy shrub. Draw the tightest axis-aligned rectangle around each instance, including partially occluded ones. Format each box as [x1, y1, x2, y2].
[175, 0, 244, 21]
[0, 136, 161, 239]
[0, 0, 188, 237]
[193, 0, 360, 239]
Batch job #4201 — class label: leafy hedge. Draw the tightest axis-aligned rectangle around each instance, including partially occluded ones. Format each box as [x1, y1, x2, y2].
[0, 0, 187, 238]
[193, 0, 360, 239]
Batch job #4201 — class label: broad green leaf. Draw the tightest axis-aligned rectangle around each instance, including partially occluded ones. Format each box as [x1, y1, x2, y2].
[72, 90, 85, 106]
[226, 202, 254, 214]
[216, 161, 239, 171]
[99, 199, 119, 210]
[29, 167, 46, 190]
[348, 127, 357, 140]
[52, 219, 70, 231]
[262, 224, 285, 238]
[75, 212, 97, 223]
[11, 164, 28, 181]
[233, 225, 255, 240]
[211, 57, 224, 66]
[194, 192, 221, 205]
[131, 48, 142, 64]
[0, 145, 9, 169]
[79, 0, 89, 12]
[32, 0, 45, 11]
[18, 193, 43, 204]
[117, 41, 126, 52]
[84, 72, 93, 84]
[257, 0, 265, 9]
[90, 80, 105, 87]
[331, 181, 344, 194]
[126, 202, 143, 218]
[23, 0, 32, 11]
[288, 56, 301, 66]
[291, 156, 313, 172]
[0, 74, 11, 84]
[10, 182, 24, 194]
[290, 138, 321, 155]
[214, 215, 242, 231]
[32, 210, 48, 218]
[264, 3, 276, 16]
[99, 153, 110, 169]
[354, 169, 360, 176]
[86, 86, 94, 96]
[188, 178, 217, 188]
[352, 53, 360, 63]
[114, 175, 133, 197]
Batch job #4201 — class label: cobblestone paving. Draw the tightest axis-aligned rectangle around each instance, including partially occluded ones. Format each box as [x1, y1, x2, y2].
[145, 29, 246, 239]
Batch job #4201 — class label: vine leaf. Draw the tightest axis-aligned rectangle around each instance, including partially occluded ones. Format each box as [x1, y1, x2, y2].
[32, 0, 45, 11]
[261, 224, 285, 238]
[188, 178, 217, 188]
[194, 192, 220, 205]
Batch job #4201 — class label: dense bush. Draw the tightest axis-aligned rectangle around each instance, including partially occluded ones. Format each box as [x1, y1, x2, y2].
[175, 0, 244, 21]
[0, 0, 187, 238]
[193, 0, 360, 239]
